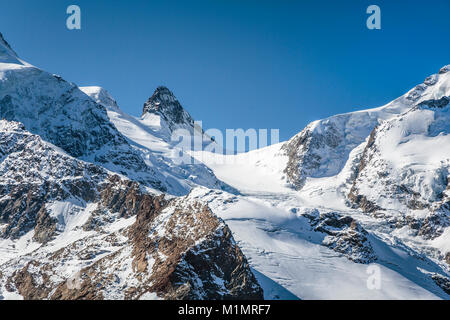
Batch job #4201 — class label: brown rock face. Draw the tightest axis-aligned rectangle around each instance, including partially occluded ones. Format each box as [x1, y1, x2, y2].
[3, 183, 263, 300]
[0, 123, 263, 300]
[281, 120, 344, 190]
[431, 273, 450, 295]
[306, 211, 377, 264]
[282, 129, 312, 190]
[347, 127, 381, 214]
[127, 195, 263, 300]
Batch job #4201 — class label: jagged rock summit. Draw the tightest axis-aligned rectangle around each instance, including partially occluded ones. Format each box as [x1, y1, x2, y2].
[141, 86, 210, 142]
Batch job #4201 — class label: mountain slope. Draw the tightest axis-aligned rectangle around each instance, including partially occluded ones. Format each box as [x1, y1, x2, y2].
[0, 33, 262, 300]
[1, 31, 449, 300]
[282, 67, 450, 190]
[0, 47, 167, 192]
[0, 35, 230, 196]
[349, 96, 450, 238]
[0, 119, 262, 300]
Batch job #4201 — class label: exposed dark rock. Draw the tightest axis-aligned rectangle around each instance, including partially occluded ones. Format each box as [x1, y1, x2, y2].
[439, 65, 450, 74]
[306, 211, 377, 264]
[143, 86, 191, 127]
[418, 96, 449, 109]
[12, 261, 53, 300]
[128, 196, 263, 300]
[431, 273, 450, 295]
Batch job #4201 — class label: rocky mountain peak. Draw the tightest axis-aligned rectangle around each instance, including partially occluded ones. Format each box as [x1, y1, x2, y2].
[144, 86, 177, 111]
[142, 86, 194, 129]
[0, 119, 25, 132]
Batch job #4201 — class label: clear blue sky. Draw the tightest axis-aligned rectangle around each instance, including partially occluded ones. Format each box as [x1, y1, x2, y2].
[1, 0, 449, 142]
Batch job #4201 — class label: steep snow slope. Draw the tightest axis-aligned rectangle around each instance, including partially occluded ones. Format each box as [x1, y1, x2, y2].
[0, 42, 170, 192]
[80, 86, 233, 195]
[349, 97, 450, 240]
[0, 32, 30, 66]
[282, 67, 450, 190]
[0, 35, 230, 196]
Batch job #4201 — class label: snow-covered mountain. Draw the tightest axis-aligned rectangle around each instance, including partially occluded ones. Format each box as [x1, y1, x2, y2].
[79, 86, 232, 196]
[0, 121, 261, 300]
[0, 33, 229, 196]
[193, 66, 450, 299]
[0, 31, 449, 300]
[349, 96, 450, 223]
[141, 86, 210, 142]
[282, 67, 450, 190]
[0, 33, 260, 300]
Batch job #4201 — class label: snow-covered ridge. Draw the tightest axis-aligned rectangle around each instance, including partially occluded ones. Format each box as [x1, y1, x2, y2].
[282, 66, 450, 190]
[0, 33, 13, 51]
[0, 33, 229, 196]
[80, 86, 120, 111]
[0, 32, 30, 67]
[349, 96, 450, 235]
[81, 86, 233, 196]
[0, 53, 167, 192]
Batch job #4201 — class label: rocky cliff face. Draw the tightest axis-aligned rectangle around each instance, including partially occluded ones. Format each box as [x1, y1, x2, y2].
[143, 86, 194, 131]
[348, 94, 450, 240]
[0, 62, 167, 192]
[0, 120, 107, 242]
[302, 210, 377, 264]
[141, 86, 211, 143]
[0, 191, 263, 300]
[0, 119, 262, 300]
[0, 33, 262, 300]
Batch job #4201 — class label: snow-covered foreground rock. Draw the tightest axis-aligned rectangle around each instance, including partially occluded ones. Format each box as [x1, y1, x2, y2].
[0, 31, 449, 300]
